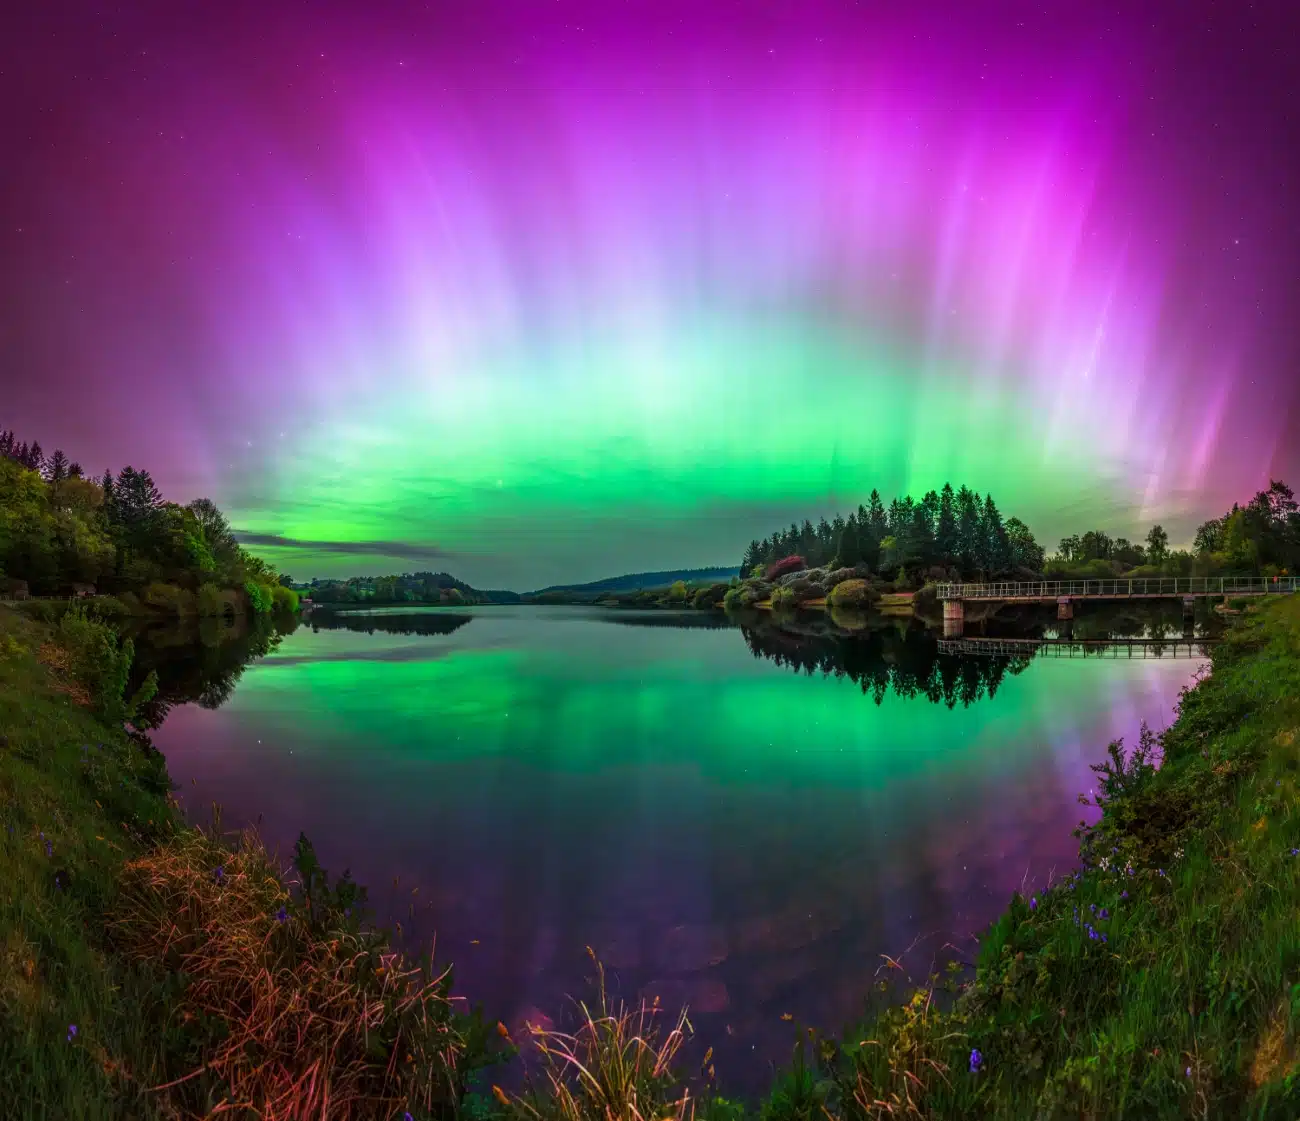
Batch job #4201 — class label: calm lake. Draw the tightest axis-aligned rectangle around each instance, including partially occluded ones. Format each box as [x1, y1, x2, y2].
[142, 605, 1208, 1089]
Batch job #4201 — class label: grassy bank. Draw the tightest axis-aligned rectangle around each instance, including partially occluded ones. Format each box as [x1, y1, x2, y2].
[3, 596, 1300, 1118]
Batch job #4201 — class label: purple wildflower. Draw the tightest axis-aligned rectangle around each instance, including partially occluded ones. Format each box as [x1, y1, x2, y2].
[1099, 908, 1109, 920]
[969, 1048, 983, 1073]
[1087, 925, 1099, 940]
[1120, 891, 1129, 900]
[67, 1024, 77, 1042]
[1185, 1066, 1192, 1077]
[1029, 896, 1038, 912]
[1291, 849, 1299, 857]
[214, 865, 225, 884]
[276, 906, 288, 923]
[44, 839, 52, 858]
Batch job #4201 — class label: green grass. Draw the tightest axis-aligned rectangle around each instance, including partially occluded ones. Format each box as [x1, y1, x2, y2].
[0, 605, 180, 1117]
[5, 596, 1300, 1119]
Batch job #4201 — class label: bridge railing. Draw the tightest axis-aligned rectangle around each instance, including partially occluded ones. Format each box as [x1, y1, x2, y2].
[936, 576, 1299, 600]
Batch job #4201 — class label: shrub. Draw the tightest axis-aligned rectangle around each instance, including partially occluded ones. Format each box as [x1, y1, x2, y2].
[85, 594, 128, 619]
[827, 578, 874, 608]
[823, 567, 859, 589]
[770, 585, 797, 610]
[667, 580, 688, 602]
[271, 584, 300, 612]
[691, 582, 729, 608]
[57, 606, 157, 724]
[765, 555, 806, 581]
[785, 577, 826, 602]
[244, 580, 273, 615]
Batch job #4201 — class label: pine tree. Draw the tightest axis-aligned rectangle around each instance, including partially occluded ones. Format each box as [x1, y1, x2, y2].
[956, 486, 981, 573]
[68, 461, 82, 478]
[26, 441, 43, 472]
[981, 494, 1011, 572]
[45, 448, 68, 482]
[936, 482, 957, 563]
[837, 515, 862, 568]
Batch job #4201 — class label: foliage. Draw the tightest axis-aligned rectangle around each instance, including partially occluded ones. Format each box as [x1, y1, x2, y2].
[0, 422, 296, 614]
[243, 580, 273, 615]
[769, 586, 797, 610]
[56, 606, 156, 724]
[742, 484, 1046, 585]
[310, 570, 521, 606]
[692, 582, 729, 608]
[764, 555, 807, 581]
[667, 580, 689, 602]
[826, 578, 873, 609]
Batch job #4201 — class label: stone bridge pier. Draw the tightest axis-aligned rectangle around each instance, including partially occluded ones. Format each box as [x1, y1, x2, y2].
[943, 598, 964, 637]
[1057, 596, 1073, 621]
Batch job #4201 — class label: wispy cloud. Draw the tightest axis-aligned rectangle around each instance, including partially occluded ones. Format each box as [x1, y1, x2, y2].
[233, 532, 456, 563]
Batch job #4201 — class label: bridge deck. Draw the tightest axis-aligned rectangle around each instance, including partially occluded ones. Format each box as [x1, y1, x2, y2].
[938, 577, 1298, 601]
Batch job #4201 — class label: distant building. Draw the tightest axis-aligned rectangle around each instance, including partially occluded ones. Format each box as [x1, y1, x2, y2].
[70, 583, 96, 598]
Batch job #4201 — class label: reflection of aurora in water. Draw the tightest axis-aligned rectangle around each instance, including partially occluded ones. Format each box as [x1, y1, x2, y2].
[147, 606, 1204, 1091]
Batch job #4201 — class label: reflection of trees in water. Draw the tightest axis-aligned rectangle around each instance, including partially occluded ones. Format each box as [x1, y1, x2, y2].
[741, 621, 1032, 708]
[307, 611, 475, 637]
[597, 612, 736, 631]
[128, 615, 298, 728]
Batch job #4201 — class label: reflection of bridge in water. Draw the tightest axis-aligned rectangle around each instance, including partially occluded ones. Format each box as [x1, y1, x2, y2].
[937, 637, 1216, 659]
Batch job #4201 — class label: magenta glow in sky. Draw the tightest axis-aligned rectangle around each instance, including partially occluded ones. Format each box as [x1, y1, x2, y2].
[3, 1, 1298, 587]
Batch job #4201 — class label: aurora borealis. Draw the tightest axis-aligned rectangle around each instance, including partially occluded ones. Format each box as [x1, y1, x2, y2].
[4, 1, 1299, 588]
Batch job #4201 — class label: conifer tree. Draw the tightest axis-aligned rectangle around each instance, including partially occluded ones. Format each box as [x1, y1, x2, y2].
[936, 482, 958, 563]
[45, 448, 68, 482]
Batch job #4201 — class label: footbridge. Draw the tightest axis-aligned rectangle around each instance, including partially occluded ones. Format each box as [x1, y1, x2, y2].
[936, 576, 1297, 629]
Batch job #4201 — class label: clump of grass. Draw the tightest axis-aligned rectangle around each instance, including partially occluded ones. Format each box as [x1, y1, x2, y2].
[110, 824, 500, 1119]
[500, 950, 695, 1121]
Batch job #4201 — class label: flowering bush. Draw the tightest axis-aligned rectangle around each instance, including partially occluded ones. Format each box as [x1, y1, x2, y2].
[765, 555, 806, 581]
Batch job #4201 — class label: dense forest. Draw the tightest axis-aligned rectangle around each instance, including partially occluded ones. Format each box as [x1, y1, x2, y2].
[303, 572, 520, 605]
[740, 484, 1045, 582]
[742, 479, 1299, 584]
[0, 425, 295, 616]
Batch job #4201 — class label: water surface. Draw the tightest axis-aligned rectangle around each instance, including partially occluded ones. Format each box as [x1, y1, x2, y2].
[147, 606, 1205, 1087]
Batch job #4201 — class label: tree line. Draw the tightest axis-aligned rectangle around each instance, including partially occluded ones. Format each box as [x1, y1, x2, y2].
[0, 423, 294, 615]
[743, 478, 1299, 585]
[741, 483, 1045, 582]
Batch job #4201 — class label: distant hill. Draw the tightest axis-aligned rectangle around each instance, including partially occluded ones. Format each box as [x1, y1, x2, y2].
[303, 571, 522, 605]
[529, 567, 740, 596]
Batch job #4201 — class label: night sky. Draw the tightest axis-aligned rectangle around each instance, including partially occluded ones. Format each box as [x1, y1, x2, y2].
[3, 1, 1298, 589]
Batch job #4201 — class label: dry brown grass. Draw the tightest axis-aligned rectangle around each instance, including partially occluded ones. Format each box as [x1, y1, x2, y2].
[110, 825, 471, 1120]
[501, 951, 694, 1121]
[36, 640, 93, 705]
